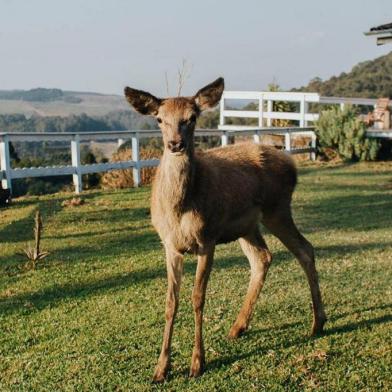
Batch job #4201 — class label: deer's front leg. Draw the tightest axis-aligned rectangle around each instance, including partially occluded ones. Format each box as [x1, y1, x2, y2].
[153, 246, 184, 383]
[190, 243, 215, 378]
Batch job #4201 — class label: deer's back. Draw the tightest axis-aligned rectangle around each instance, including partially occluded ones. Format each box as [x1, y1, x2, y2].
[198, 142, 297, 210]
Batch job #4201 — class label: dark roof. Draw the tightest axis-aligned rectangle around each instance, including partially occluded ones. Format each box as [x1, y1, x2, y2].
[370, 22, 392, 32]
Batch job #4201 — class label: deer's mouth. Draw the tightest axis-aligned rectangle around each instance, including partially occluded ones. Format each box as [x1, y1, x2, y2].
[171, 149, 186, 156]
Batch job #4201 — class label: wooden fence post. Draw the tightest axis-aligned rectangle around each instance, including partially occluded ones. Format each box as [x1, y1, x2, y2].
[132, 133, 141, 187]
[221, 131, 229, 146]
[71, 134, 82, 194]
[254, 95, 264, 143]
[285, 132, 291, 152]
[304, 101, 309, 127]
[118, 138, 125, 148]
[253, 130, 260, 144]
[310, 132, 317, 161]
[0, 134, 12, 194]
[300, 96, 306, 127]
[219, 97, 225, 127]
[267, 100, 273, 127]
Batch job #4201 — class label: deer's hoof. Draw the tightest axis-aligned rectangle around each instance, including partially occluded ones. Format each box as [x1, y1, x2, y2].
[152, 366, 168, 383]
[310, 316, 327, 336]
[189, 352, 205, 378]
[228, 324, 247, 339]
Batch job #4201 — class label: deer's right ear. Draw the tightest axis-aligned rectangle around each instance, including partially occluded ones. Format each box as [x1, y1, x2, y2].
[124, 87, 162, 115]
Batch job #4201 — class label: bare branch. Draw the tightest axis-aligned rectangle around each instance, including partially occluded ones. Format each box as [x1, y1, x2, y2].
[164, 71, 170, 96]
[177, 59, 192, 96]
[20, 210, 49, 270]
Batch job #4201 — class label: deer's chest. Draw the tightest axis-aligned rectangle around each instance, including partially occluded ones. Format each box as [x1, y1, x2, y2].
[151, 203, 204, 253]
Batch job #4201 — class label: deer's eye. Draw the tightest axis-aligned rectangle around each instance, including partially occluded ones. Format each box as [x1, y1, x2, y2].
[157, 117, 162, 124]
[189, 114, 196, 123]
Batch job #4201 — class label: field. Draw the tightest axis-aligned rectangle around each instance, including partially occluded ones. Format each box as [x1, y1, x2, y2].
[0, 162, 391, 391]
[0, 92, 128, 117]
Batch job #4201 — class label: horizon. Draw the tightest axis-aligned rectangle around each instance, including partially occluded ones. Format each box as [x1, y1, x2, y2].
[0, 48, 392, 97]
[0, 0, 391, 96]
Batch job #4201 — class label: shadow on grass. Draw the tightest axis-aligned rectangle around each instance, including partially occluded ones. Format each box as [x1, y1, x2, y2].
[201, 303, 392, 376]
[44, 225, 151, 241]
[0, 197, 64, 243]
[298, 163, 391, 178]
[294, 192, 392, 233]
[0, 191, 128, 244]
[1, 240, 391, 316]
[297, 163, 355, 177]
[325, 314, 392, 336]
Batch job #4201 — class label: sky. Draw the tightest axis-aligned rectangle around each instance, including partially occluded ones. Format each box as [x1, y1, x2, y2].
[0, 0, 391, 96]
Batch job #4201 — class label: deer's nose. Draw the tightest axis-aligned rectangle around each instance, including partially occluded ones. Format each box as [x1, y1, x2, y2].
[168, 140, 185, 153]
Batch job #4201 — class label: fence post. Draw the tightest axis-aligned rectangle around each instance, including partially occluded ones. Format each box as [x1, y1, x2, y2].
[284, 132, 291, 152]
[118, 138, 125, 148]
[132, 133, 141, 187]
[267, 100, 273, 127]
[310, 132, 317, 161]
[0, 134, 12, 194]
[221, 131, 228, 146]
[300, 96, 306, 127]
[71, 134, 82, 194]
[219, 97, 225, 127]
[258, 96, 264, 128]
[304, 101, 309, 127]
[253, 130, 260, 144]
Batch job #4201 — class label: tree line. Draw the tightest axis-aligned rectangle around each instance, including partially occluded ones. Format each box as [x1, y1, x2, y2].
[294, 51, 392, 98]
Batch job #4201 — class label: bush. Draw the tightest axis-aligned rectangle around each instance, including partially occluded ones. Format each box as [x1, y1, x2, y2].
[316, 106, 380, 161]
[101, 147, 161, 189]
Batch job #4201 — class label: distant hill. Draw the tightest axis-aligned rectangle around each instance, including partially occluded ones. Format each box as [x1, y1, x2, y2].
[0, 88, 157, 134]
[0, 88, 129, 117]
[294, 51, 392, 98]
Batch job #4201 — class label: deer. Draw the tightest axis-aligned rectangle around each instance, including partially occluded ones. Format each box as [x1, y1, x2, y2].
[124, 77, 327, 382]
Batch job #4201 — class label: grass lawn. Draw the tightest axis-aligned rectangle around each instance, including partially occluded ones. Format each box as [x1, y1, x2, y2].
[1, 162, 391, 391]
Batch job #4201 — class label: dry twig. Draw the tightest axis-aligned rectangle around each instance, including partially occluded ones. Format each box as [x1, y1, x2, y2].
[19, 210, 49, 270]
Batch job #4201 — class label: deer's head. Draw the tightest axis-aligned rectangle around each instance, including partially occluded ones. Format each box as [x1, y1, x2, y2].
[124, 77, 224, 155]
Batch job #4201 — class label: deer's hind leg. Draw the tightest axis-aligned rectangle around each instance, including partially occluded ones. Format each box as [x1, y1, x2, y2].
[262, 210, 327, 335]
[229, 227, 272, 339]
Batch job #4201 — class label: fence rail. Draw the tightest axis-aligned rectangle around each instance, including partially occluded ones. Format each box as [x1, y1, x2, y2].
[0, 126, 316, 194]
[219, 91, 378, 129]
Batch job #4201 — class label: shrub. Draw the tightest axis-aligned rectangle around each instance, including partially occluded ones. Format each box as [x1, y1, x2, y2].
[101, 147, 161, 189]
[316, 106, 380, 161]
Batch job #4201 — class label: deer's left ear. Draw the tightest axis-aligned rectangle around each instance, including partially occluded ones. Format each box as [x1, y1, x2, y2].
[194, 77, 224, 111]
[124, 87, 162, 115]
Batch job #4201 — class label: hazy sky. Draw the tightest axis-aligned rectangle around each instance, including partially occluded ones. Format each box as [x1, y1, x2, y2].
[0, 0, 391, 96]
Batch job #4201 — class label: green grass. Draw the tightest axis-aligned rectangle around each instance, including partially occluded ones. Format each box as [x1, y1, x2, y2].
[1, 162, 391, 391]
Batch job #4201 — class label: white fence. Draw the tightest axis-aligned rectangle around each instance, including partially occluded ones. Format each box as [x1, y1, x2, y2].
[0, 127, 315, 194]
[0, 91, 380, 195]
[219, 90, 378, 128]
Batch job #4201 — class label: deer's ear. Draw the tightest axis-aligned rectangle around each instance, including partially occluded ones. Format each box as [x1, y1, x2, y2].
[124, 87, 162, 115]
[194, 77, 224, 111]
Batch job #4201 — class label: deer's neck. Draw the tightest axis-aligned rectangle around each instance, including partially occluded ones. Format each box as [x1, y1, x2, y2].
[158, 149, 195, 212]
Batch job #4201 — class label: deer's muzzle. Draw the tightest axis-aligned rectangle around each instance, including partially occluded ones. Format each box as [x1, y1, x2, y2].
[168, 140, 186, 154]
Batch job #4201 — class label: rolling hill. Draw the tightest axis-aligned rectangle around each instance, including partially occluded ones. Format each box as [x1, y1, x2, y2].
[0, 89, 129, 117]
[295, 51, 392, 98]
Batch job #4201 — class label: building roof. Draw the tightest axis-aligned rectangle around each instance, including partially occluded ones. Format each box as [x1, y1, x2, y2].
[364, 22, 392, 45]
[370, 22, 392, 32]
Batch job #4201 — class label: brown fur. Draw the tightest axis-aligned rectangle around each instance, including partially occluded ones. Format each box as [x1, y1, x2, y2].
[124, 78, 326, 382]
[151, 143, 297, 252]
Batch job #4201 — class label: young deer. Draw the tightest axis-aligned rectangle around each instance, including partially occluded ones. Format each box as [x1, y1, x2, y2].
[124, 78, 326, 382]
